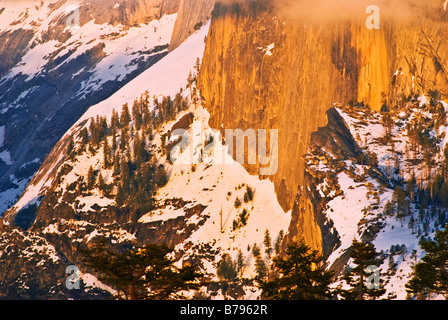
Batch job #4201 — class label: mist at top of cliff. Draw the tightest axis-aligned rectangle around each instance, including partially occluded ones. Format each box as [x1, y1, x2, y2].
[215, 0, 447, 25]
[279, 0, 444, 22]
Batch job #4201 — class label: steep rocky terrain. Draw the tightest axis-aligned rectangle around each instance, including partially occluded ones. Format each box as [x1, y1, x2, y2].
[1, 0, 448, 300]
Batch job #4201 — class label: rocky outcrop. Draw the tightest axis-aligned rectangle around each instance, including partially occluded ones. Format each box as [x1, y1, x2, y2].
[78, 0, 213, 51]
[79, 0, 180, 26]
[0, 29, 34, 78]
[283, 108, 363, 254]
[168, 0, 215, 51]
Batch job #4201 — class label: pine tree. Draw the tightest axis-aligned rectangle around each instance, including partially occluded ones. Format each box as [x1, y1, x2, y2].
[382, 112, 393, 142]
[264, 229, 272, 258]
[87, 165, 95, 190]
[187, 70, 194, 87]
[115, 183, 125, 207]
[274, 230, 284, 255]
[77, 128, 88, 154]
[121, 158, 131, 193]
[103, 139, 110, 169]
[132, 100, 142, 131]
[406, 175, 417, 203]
[255, 256, 267, 283]
[393, 186, 408, 226]
[155, 165, 168, 187]
[111, 108, 120, 130]
[66, 136, 75, 159]
[98, 173, 106, 194]
[194, 57, 201, 76]
[120, 103, 131, 128]
[99, 116, 108, 140]
[120, 127, 128, 151]
[90, 116, 103, 147]
[424, 149, 434, 181]
[408, 214, 416, 233]
[252, 243, 261, 258]
[113, 152, 120, 177]
[341, 239, 385, 300]
[133, 132, 146, 168]
[174, 92, 183, 113]
[260, 240, 334, 300]
[406, 224, 448, 299]
[217, 253, 237, 283]
[236, 250, 245, 279]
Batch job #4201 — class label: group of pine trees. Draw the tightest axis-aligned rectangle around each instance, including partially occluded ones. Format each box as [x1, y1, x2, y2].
[382, 148, 448, 240]
[215, 229, 388, 300]
[362, 89, 448, 251]
[78, 227, 448, 300]
[362, 89, 448, 299]
[65, 88, 190, 220]
[79, 240, 203, 300]
[406, 223, 448, 299]
[216, 229, 282, 285]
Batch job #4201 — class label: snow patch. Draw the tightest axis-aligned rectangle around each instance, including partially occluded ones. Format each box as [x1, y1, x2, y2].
[258, 43, 275, 56]
[12, 40, 60, 81]
[0, 150, 13, 165]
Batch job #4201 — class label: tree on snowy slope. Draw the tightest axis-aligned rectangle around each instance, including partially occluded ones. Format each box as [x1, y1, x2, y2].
[79, 240, 203, 300]
[392, 186, 408, 226]
[259, 240, 334, 300]
[406, 224, 448, 299]
[340, 239, 385, 300]
[217, 253, 238, 284]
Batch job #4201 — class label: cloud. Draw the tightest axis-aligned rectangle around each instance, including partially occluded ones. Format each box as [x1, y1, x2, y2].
[270, 0, 445, 24]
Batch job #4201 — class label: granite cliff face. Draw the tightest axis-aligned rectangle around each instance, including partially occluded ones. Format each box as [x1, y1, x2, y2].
[198, 0, 448, 250]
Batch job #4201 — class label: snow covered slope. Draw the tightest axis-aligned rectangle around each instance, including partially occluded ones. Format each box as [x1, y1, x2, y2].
[0, 0, 177, 216]
[150, 104, 291, 282]
[309, 96, 448, 299]
[6, 19, 210, 220]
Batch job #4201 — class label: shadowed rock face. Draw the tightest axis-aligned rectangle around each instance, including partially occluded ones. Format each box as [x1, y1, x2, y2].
[0, 29, 35, 79]
[284, 108, 364, 254]
[198, 0, 448, 250]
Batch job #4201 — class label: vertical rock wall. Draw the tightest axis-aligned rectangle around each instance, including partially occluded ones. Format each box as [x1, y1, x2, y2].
[198, 1, 448, 251]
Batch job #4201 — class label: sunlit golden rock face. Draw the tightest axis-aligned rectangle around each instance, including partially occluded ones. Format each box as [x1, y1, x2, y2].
[198, 1, 448, 251]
